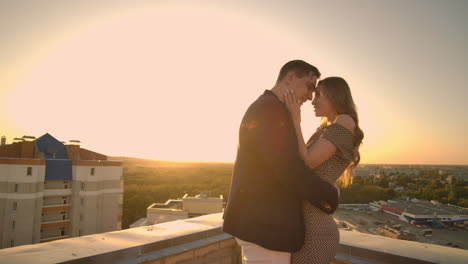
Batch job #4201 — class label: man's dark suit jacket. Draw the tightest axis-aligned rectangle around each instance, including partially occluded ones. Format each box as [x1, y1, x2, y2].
[223, 90, 338, 252]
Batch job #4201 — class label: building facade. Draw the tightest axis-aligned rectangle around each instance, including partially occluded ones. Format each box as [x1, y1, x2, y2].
[130, 193, 223, 227]
[370, 199, 468, 228]
[0, 134, 123, 248]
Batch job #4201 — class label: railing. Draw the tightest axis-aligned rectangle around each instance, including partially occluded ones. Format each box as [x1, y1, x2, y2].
[41, 218, 70, 224]
[40, 220, 70, 229]
[0, 213, 466, 264]
[42, 204, 72, 214]
[42, 204, 71, 208]
[43, 189, 72, 197]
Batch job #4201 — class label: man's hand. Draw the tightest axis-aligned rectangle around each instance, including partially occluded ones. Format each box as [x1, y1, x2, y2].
[284, 89, 301, 125]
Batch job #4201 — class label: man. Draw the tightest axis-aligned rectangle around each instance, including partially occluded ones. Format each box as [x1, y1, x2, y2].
[223, 60, 339, 263]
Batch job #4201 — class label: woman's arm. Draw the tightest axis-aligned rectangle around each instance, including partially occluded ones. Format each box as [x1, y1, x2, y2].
[285, 91, 355, 169]
[291, 111, 336, 169]
[305, 115, 356, 168]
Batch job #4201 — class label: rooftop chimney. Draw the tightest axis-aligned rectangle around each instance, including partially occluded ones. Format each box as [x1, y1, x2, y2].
[1, 136, 5, 146]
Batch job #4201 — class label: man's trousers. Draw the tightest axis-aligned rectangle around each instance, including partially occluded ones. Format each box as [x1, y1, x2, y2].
[235, 238, 291, 264]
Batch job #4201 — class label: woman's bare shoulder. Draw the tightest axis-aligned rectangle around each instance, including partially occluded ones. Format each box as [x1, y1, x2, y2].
[335, 115, 355, 133]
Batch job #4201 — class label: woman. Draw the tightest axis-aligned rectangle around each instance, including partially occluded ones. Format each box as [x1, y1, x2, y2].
[284, 77, 364, 264]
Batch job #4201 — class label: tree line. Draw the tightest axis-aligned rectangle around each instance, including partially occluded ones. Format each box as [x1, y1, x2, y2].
[121, 159, 468, 228]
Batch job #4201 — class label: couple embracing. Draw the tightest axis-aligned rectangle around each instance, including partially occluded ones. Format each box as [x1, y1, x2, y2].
[223, 60, 364, 264]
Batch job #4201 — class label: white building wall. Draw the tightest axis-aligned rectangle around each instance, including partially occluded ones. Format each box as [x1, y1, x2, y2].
[99, 194, 120, 232]
[182, 198, 223, 215]
[73, 165, 122, 182]
[147, 209, 188, 224]
[72, 165, 122, 236]
[0, 163, 45, 248]
[0, 163, 45, 185]
[11, 199, 37, 246]
[79, 194, 98, 235]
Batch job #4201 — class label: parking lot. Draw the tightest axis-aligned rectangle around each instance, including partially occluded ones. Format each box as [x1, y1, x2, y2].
[333, 207, 467, 250]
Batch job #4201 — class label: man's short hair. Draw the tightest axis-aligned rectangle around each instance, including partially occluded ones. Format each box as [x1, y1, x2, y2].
[276, 60, 321, 83]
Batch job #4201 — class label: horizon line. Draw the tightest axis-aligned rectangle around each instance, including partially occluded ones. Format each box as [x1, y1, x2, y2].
[110, 156, 468, 167]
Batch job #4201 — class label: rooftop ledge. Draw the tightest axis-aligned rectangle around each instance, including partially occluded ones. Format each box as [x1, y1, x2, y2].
[0, 213, 466, 264]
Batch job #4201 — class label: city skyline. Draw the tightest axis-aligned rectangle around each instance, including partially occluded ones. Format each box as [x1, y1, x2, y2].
[1, 1, 467, 165]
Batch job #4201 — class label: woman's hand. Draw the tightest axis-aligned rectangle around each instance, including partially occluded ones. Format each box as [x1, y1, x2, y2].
[284, 89, 301, 125]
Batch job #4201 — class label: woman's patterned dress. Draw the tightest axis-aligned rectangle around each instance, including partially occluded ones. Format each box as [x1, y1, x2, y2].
[291, 123, 356, 264]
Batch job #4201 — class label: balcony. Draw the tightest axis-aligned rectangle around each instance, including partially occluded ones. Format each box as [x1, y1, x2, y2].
[43, 188, 71, 197]
[0, 213, 466, 264]
[40, 219, 70, 229]
[42, 204, 71, 212]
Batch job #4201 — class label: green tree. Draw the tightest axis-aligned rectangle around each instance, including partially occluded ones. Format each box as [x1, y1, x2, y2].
[458, 198, 468, 207]
[377, 178, 389, 188]
[430, 188, 448, 201]
[353, 176, 363, 185]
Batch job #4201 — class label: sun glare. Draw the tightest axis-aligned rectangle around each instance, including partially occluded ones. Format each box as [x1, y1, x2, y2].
[6, 6, 318, 162]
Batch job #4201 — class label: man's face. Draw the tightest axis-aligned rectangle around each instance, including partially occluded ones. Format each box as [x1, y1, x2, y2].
[290, 72, 318, 104]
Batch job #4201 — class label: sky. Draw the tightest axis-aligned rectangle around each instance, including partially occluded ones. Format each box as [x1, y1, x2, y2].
[1, 0, 467, 165]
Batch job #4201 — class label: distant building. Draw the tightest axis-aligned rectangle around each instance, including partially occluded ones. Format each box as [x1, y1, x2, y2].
[394, 186, 405, 192]
[384, 168, 420, 176]
[354, 166, 371, 178]
[0, 134, 123, 249]
[130, 193, 223, 227]
[454, 174, 468, 182]
[446, 175, 454, 184]
[370, 199, 468, 227]
[373, 173, 385, 179]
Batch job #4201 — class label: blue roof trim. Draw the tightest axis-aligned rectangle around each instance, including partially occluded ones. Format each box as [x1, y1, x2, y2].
[35, 134, 72, 180]
[35, 133, 69, 159]
[45, 159, 72, 180]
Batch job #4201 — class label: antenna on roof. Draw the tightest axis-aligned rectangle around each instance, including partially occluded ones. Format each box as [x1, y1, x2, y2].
[68, 140, 81, 146]
[13, 138, 24, 143]
[22, 135, 36, 142]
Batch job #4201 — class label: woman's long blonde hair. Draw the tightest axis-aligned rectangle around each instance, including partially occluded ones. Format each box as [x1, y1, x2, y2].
[317, 77, 364, 187]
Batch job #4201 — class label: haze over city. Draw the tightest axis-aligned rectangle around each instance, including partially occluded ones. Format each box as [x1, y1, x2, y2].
[1, 0, 467, 164]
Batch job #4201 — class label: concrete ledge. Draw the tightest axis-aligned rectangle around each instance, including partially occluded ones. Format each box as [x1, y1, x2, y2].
[0, 214, 232, 264]
[40, 235, 71, 243]
[337, 230, 468, 264]
[0, 213, 466, 264]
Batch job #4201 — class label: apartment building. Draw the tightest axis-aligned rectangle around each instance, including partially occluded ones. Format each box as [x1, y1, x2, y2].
[0, 134, 123, 248]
